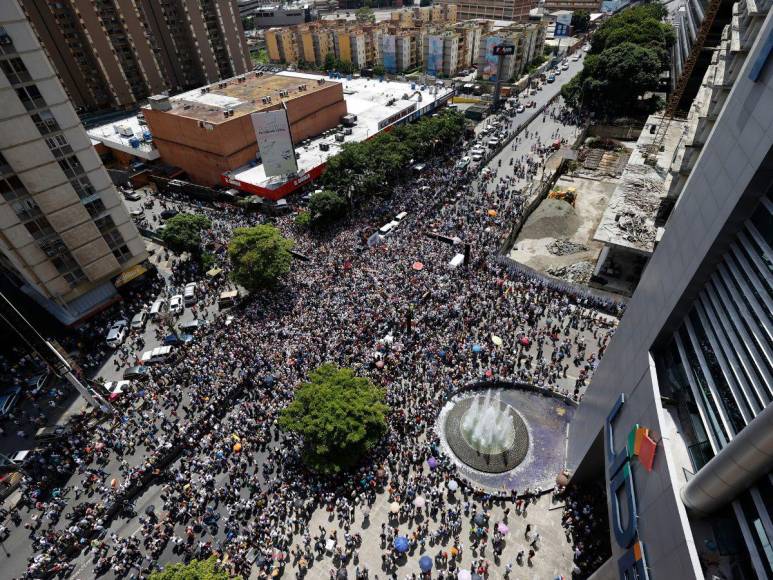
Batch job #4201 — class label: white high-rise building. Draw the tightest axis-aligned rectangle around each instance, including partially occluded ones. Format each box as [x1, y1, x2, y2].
[0, 0, 148, 325]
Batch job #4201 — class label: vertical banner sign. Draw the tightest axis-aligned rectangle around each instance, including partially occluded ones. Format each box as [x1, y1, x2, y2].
[381, 35, 397, 73]
[554, 11, 573, 37]
[426, 36, 444, 76]
[251, 108, 298, 178]
[483, 36, 502, 80]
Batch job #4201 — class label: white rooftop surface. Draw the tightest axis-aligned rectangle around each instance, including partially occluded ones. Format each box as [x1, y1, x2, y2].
[229, 72, 454, 191]
[86, 115, 160, 161]
[593, 115, 687, 253]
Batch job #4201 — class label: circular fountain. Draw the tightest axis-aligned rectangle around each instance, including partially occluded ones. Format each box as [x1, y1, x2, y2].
[441, 389, 529, 474]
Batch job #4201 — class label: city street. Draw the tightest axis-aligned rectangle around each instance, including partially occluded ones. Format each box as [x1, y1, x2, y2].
[0, 51, 615, 580]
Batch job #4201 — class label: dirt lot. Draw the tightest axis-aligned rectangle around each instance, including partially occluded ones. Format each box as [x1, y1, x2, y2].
[508, 175, 619, 283]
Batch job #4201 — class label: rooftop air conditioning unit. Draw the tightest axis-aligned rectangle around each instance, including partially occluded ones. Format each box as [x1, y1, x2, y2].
[320, 142, 330, 151]
[117, 125, 134, 137]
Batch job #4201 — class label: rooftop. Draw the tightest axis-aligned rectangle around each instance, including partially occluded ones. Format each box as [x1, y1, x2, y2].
[143, 72, 332, 124]
[228, 71, 454, 192]
[86, 114, 160, 161]
[593, 115, 688, 253]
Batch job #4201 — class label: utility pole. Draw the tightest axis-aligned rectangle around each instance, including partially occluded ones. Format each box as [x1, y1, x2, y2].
[492, 44, 515, 111]
[0, 292, 113, 414]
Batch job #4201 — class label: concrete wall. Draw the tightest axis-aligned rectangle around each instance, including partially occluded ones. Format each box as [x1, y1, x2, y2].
[569, 12, 773, 580]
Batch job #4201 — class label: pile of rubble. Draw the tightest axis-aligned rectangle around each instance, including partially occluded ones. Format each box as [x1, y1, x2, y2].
[616, 211, 656, 245]
[546, 261, 595, 284]
[548, 239, 588, 256]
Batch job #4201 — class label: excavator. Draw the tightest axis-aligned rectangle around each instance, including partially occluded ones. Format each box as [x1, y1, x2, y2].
[548, 187, 577, 207]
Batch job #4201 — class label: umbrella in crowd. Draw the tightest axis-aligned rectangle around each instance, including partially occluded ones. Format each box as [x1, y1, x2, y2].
[447, 480, 459, 492]
[412, 261, 424, 271]
[474, 512, 487, 526]
[491, 334, 503, 346]
[427, 457, 438, 470]
[419, 555, 433, 573]
[393, 536, 410, 553]
[497, 522, 509, 534]
[390, 502, 400, 514]
[458, 570, 472, 580]
[471, 344, 483, 353]
[413, 496, 425, 508]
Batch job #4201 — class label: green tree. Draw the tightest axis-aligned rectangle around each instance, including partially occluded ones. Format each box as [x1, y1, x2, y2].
[150, 557, 236, 580]
[159, 213, 211, 255]
[372, 64, 386, 77]
[279, 364, 389, 474]
[308, 190, 348, 224]
[356, 7, 375, 22]
[571, 10, 590, 33]
[228, 225, 293, 291]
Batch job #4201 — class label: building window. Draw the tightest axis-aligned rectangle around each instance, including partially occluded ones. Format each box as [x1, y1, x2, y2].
[51, 251, 79, 273]
[57, 154, 84, 179]
[63, 268, 86, 286]
[45, 134, 73, 158]
[83, 197, 106, 217]
[102, 228, 124, 250]
[0, 152, 12, 176]
[23, 215, 56, 240]
[112, 244, 132, 264]
[31, 111, 61, 135]
[0, 57, 32, 85]
[11, 197, 42, 221]
[94, 214, 115, 233]
[0, 175, 28, 201]
[15, 84, 46, 111]
[0, 27, 16, 56]
[70, 175, 95, 199]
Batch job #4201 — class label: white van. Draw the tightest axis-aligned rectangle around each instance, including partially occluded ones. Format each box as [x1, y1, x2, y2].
[140, 345, 173, 364]
[149, 298, 167, 319]
[183, 282, 197, 306]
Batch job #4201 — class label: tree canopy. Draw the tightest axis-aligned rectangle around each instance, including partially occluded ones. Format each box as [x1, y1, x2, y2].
[355, 7, 375, 23]
[279, 364, 389, 474]
[159, 213, 211, 254]
[571, 10, 590, 33]
[150, 557, 237, 580]
[321, 110, 465, 204]
[227, 225, 293, 291]
[308, 190, 348, 225]
[562, 3, 674, 118]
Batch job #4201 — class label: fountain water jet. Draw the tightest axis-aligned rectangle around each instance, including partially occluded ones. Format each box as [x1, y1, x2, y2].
[460, 390, 516, 455]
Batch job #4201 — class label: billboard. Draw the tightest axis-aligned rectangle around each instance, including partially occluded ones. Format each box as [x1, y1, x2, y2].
[554, 11, 573, 37]
[483, 36, 503, 80]
[426, 35, 444, 76]
[381, 35, 397, 73]
[251, 108, 298, 178]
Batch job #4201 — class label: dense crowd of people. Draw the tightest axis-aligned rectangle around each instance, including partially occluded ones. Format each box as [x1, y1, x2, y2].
[3, 96, 620, 579]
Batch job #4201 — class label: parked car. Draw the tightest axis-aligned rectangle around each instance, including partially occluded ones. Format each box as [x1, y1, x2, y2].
[105, 320, 128, 348]
[516, 104, 525, 113]
[124, 191, 142, 201]
[487, 138, 500, 148]
[130, 310, 148, 330]
[149, 298, 167, 319]
[129, 208, 144, 217]
[561, 62, 569, 70]
[140, 345, 173, 364]
[123, 366, 150, 380]
[178, 319, 209, 332]
[0, 386, 21, 417]
[34, 425, 72, 442]
[183, 282, 197, 306]
[456, 157, 471, 170]
[163, 333, 194, 345]
[169, 294, 184, 315]
[547, 74, 556, 83]
[160, 209, 179, 220]
[96, 380, 130, 402]
[471, 152, 484, 162]
[218, 290, 239, 308]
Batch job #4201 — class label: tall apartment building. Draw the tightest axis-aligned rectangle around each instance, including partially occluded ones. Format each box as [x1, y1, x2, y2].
[542, 0, 602, 11]
[20, 0, 251, 114]
[0, 0, 148, 325]
[477, 22, 545, 81]
[439, 0, 537, 22]
[568, 7, 772, 580]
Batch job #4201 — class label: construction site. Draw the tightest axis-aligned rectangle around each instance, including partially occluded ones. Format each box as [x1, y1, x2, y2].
[508, 142, 631, 290]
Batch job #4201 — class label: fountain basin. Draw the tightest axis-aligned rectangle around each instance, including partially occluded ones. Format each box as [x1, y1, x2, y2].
[443, 394, 529, 474]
